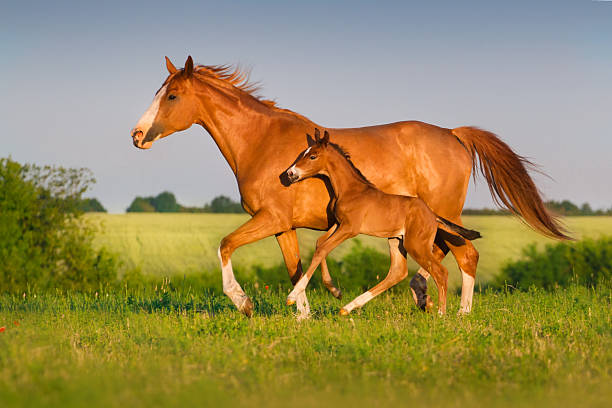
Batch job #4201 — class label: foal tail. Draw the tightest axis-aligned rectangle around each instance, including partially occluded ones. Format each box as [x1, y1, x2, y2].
[436, 216, 482, 241]
[452, 126, 571, 240]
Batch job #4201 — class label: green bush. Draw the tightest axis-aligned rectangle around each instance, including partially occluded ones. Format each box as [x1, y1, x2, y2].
[0, 157, 118, 293]
[79, 197, 107, 212]
[496, 237, 612, 290]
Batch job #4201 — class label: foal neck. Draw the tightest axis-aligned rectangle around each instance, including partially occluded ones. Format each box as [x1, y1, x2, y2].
[324, 146, 372, 198]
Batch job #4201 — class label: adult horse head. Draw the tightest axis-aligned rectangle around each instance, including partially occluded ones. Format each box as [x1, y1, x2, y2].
[131, 56, 200, 149]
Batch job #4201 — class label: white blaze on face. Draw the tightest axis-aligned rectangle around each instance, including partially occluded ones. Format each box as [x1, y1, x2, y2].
[135, 84, 167, 137]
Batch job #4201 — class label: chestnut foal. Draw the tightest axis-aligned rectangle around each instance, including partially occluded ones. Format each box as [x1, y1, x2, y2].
[284, 130, 481, 315]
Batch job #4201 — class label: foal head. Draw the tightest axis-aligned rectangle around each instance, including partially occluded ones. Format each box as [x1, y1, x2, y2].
[285, 129, 331, 183]
[131, 56, 201, 149]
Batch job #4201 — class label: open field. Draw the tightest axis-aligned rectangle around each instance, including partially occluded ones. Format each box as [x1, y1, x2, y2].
[1, 285, 611, 408]
[90, 214, 612, 288]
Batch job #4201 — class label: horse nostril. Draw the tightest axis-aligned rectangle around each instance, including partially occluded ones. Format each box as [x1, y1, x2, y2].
[131, 128, 143, 140]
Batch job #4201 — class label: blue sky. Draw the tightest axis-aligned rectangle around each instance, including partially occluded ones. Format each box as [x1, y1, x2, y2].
[1, 1, 611, 212]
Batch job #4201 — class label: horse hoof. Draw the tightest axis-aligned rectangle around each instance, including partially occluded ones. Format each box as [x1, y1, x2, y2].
[332, 288, 343, 300]
[240, 297, 253, 318]
[286, 298, 296, 306]
[339, 308, 350, 316]
[425, 295, 434, 312]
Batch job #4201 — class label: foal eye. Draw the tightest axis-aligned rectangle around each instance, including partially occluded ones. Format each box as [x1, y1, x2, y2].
[168, 94, 176, 100]
[309, 155, 317, 160]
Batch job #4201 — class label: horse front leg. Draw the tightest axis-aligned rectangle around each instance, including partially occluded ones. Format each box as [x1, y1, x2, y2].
[218, 210, 286, 317]
[276, 230, 311, 319]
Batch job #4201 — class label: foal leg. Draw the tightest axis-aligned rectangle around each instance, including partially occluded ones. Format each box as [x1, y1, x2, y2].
[218, 211, 286, 317]
[315, 227, 342, 299]
[276, 230, 310, 319]
[287, 225, 353, 306]
[404, 238, 449, 315]
[410, 232, 449, 311]
[340, 238, 408, 315]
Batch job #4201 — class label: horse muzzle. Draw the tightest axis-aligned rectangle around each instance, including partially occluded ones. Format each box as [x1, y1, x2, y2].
[131, 128, 153, 149]
[285, 168, 301, 184]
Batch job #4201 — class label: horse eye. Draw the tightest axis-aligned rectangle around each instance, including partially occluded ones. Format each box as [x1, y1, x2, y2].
[168, 94, 176, 100]
[309, 155, 317, 160]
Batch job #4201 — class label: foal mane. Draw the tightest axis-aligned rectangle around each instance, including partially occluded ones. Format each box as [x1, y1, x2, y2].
[328, 142, 375, 187]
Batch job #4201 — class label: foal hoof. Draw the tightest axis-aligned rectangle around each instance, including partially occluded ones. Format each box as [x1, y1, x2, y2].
[339, 308, 350, 316]
[239, 297, 254, 318]
[425, 295, 434, 312]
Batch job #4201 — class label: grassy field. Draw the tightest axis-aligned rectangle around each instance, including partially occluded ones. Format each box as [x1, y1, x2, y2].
[90, 214, 612, 288]
[1, 285, 611, 408]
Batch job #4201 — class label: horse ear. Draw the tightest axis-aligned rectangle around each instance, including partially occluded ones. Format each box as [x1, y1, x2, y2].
[184, 55, 194, 77]
[306, 133, 316, 146]
[321, 130, 330, 146]
[314, 128, 321, 142]
[165, 56, 177, 74]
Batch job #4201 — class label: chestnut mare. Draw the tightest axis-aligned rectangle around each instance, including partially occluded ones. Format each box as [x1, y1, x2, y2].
[130, 56, 569, 318]
[284, 129, 482, 315]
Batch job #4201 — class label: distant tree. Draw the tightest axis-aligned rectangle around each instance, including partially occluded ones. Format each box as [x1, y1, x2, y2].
[126, 197, 156, 212]
[206, 195, 244, 213]
[79, 198, 106, 212]
[580, 203, 593, 215]
[150, 191, 180, 212]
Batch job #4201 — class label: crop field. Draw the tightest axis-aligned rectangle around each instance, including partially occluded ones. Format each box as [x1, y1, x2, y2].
[1, 285, 611, 407]
[90, 214, 612, 288]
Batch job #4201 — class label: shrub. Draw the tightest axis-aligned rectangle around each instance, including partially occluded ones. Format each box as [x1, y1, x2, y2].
[249, 239, 395, 292]
[495, 237, 612, 290]
[0, 157, 118, 293]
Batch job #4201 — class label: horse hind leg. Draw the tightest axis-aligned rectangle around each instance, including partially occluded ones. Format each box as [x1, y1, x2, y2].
[447, 237, 479, 314]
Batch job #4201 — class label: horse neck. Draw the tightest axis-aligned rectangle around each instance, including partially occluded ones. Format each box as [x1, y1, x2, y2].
[324, 149, 370, 199]
[192, 79, 309, 175]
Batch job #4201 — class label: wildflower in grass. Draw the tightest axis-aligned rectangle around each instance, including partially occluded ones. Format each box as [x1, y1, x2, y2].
[265, 285, 269, 290]
[14, 321, 19, 326]
[0, 327, 5, 333]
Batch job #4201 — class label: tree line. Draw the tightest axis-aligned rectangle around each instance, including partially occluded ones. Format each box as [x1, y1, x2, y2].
[79, 192, 611, 216]
[126, 192, 244, 213]
[463, 199, 612, 216]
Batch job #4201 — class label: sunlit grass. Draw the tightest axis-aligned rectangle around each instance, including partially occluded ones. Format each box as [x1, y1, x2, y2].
[1, 285, 610, 407]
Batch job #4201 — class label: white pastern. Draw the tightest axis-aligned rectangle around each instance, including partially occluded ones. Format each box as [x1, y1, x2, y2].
[136, 84, 167, 134]
[459, 268, 475, 314]
[343, 291, 374, 313]
[217, 246, 245, 305]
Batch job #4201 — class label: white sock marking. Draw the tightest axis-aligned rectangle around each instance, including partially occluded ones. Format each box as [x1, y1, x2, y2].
[459, 268, 475, 314]
[343, 291, 374, 313]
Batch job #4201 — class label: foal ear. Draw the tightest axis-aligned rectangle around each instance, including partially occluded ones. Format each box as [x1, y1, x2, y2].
[321, 130, 330, 146]
[184, 55, 194, 77]
[165, 56, 178, 74]
[314, 128, 321, 142]
[306, 133, 316, 146]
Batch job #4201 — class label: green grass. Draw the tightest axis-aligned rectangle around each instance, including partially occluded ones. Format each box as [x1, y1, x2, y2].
[90, 214, 612, 288]
[1, 285, 611, 407]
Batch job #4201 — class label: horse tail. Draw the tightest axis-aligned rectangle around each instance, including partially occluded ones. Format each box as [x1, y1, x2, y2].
[451, 126, 571, 240]
[436, 216, 482, 241]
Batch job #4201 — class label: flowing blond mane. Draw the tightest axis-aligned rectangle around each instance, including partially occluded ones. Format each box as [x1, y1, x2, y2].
[191, 65, 308, 120]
